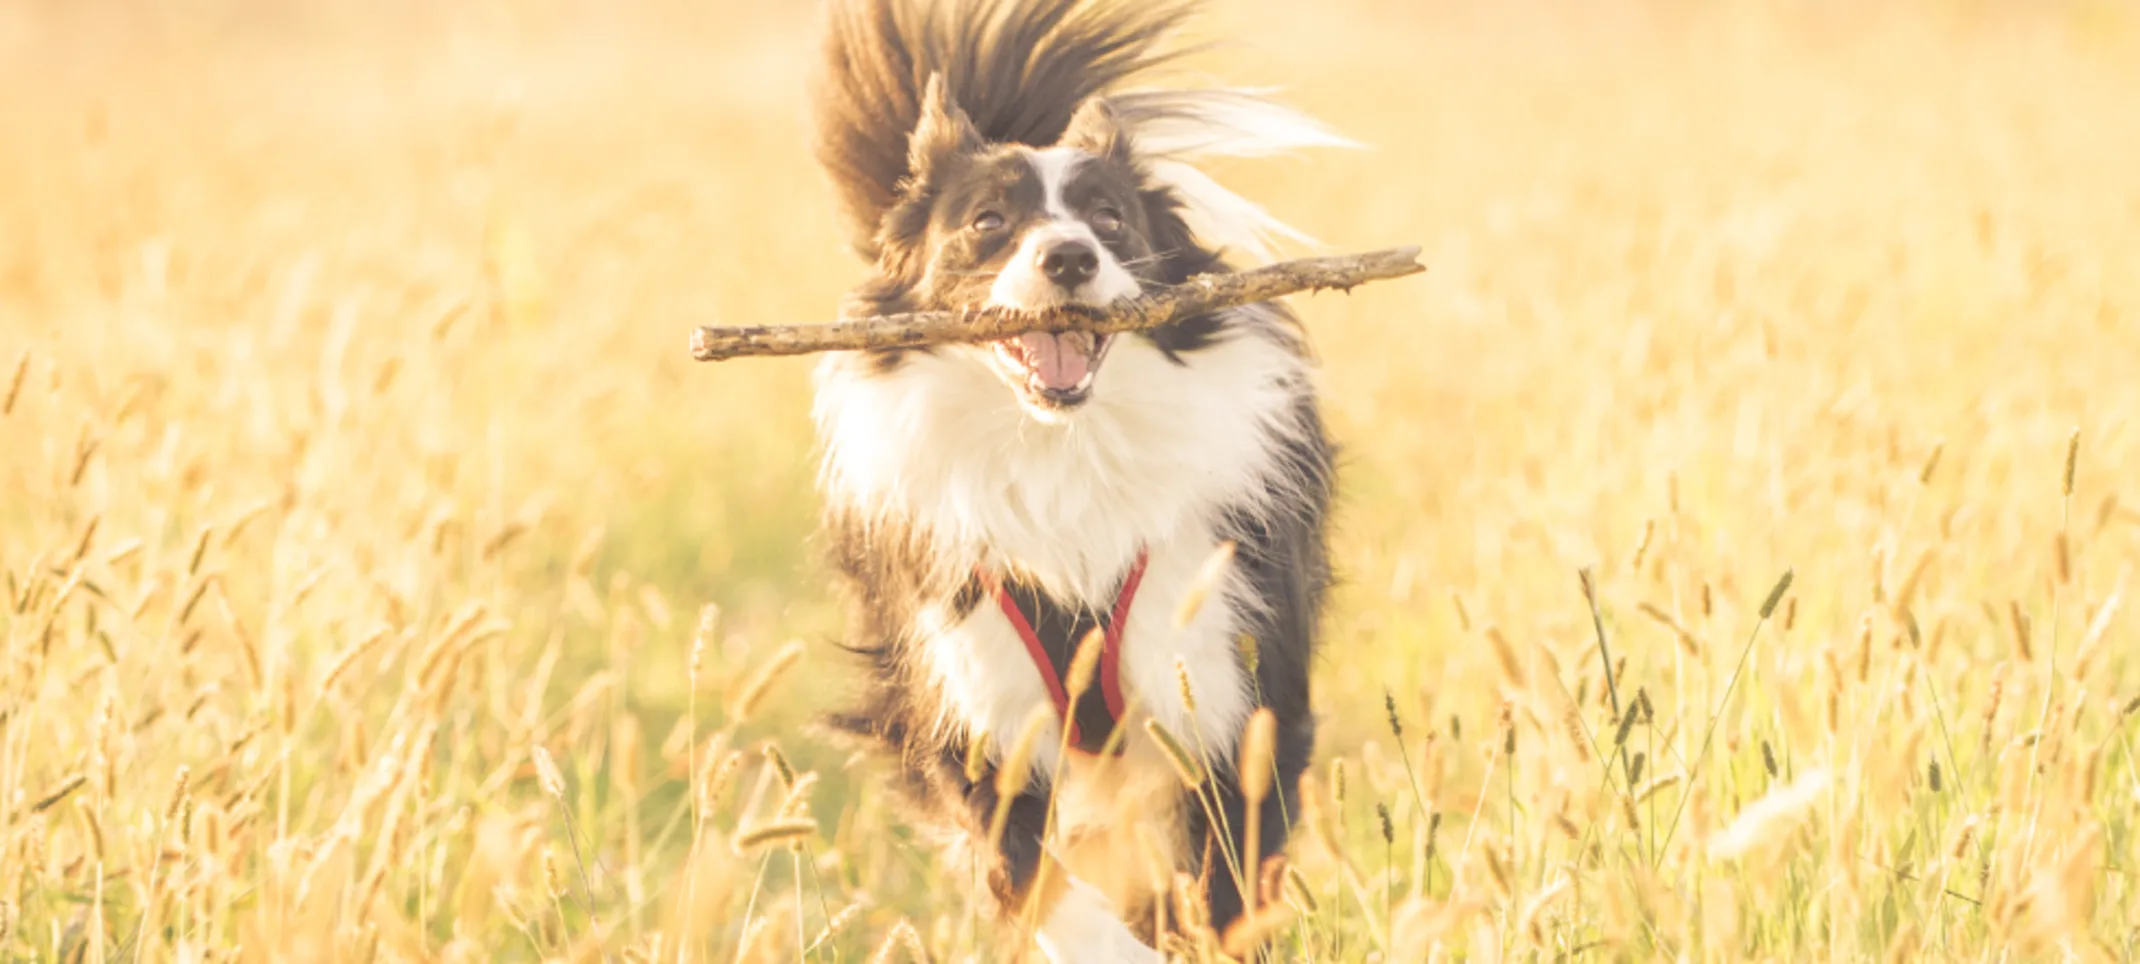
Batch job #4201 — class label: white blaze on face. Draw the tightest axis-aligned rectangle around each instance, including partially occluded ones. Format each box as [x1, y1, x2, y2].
[986, 148, 1143, 408]
[988, 148, 1142, 312]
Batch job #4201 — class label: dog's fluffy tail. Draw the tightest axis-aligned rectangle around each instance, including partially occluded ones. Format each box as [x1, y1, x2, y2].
[812, 0, 1350, 265]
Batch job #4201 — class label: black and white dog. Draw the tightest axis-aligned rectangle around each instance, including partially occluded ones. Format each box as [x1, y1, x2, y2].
[808, 0, 1343, 957]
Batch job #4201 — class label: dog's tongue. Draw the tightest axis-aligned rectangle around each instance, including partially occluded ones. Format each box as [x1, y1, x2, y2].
[1018, 332, 1093, 391]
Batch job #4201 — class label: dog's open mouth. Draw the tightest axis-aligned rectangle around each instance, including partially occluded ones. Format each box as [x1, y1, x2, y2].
[990, 331, 1113, 408]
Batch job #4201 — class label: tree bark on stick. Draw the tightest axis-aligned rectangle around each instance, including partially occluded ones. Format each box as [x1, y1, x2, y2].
[688, 246, 1424, 362]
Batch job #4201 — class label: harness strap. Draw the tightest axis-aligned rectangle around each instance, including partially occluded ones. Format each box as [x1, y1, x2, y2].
[994, 549, 1150, 752]
[1101, 552, 1147, 721]
[994, 588, 1075, 742]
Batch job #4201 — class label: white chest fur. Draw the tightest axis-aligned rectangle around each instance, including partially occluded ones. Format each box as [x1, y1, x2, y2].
[913, 526, 1254, 782]
[815, 318, 1309, 779]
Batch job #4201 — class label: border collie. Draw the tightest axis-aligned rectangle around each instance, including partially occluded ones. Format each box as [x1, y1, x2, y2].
[808, 0, 1343, 957]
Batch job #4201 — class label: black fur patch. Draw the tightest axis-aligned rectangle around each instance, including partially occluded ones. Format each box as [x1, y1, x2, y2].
[1186, 391, 1333, 935]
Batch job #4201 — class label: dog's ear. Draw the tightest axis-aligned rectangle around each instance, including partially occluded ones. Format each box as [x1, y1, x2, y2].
[908, 73, 983, 186]
[1058, 95, 1131, 165]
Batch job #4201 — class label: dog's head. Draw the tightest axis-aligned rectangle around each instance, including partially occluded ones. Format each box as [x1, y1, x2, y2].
[870, 77, 1183, 420]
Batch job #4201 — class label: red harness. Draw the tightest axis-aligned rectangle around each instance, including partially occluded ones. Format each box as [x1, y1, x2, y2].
[992, 550, 1149, 751]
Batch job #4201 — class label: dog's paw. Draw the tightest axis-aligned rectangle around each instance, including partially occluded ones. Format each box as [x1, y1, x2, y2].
[1034, 877, 1162, 964]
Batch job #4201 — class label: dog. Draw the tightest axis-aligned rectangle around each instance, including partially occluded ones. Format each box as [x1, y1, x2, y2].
[807, 0, 1344, 957]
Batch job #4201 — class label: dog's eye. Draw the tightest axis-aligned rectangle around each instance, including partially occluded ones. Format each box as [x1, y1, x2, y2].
[1090, 207, 1123, 233]
[971, 211, 1005, 232]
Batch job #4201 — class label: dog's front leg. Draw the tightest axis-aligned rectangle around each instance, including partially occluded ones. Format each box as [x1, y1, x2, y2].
[958, 760, 1158, 963]
[1182, 712, 1313, 945]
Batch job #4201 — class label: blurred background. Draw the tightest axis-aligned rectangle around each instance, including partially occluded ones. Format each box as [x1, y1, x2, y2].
[3, 0, 2137, 960]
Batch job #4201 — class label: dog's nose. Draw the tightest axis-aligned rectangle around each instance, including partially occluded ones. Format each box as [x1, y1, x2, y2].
[1039, 240, 1100, 289]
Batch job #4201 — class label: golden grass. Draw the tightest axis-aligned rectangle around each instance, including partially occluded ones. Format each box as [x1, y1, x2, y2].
[4, 0, 2139, 959]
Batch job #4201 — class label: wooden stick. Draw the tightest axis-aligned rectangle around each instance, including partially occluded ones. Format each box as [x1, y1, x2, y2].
[688, 246, 1425, 361]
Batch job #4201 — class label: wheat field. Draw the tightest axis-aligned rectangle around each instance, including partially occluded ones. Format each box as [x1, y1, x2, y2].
[3, 0, 2138, 960]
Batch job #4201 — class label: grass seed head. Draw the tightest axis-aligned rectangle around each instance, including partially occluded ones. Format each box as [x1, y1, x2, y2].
[732, 818, 818, 853]
[2076, 743, 2103, 798]
[1487, 626, 1525, 685]
[1563, 702, 1592, 761]
[810, 901, 866, 950]
[530, 747, 565, 797]
[1240, 708, 1277, 803]
[689, 604, 717, 680]
[1638, 601, 1700, 656]
[762, 743, 797, 789]
[318, 625, 392, 698]
[1174, 540, 1236, 630]
[2064, 427, 2080, 497]
[1635, 771, 1682, 804]
[1484, 844, 1512, 897]
[1630, 519, 1657, 569]
[543, 847, 566, 897]
[186, 524, 215, 577]
[1950, 815, 1980, 860]
[1708, 768, 1830, 860]
[1613, 702, 1640, 746]
[779, 772, 819, 819]
[1146, 719, 1205, 789]
[1982, 666, 2010, 753]
[699, 750, 744, 815]
[1857, 613, 1875, 682]
[996, 704, 1051, 798]
[1, 350, 27, 416]
[1759, 569, 1794, 620]
[1283, 865, 1319, 913]
[1065, 626, 1105, 701]
[31, 774, 87, 814]
[69, 515, 100, 565]
[729, 639, 805, 723]
[165, 765, 192, 820]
